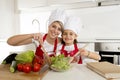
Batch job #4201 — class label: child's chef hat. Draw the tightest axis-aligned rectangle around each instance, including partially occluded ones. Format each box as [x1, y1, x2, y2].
[64, 16, 83, 35]
[48, 8, 67, 26]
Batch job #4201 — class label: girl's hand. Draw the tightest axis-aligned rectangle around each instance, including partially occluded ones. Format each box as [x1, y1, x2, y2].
[70, 56, 79, 63]
[71, 57, 78, 63]
[79, 48, 89, 57]
[33, 33, 43, 45]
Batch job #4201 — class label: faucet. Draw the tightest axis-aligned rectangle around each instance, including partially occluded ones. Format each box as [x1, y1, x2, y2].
[32, 19, 40, 32]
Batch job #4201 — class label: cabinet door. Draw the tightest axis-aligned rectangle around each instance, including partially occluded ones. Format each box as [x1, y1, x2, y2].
[48, 0, 93, 5]
[17, 0, 47, 9]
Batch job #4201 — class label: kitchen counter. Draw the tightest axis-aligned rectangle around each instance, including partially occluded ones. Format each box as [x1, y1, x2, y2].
[0, 63, 106, 80]
[0, 64, 41, 80]
[43, 64, 106, 80]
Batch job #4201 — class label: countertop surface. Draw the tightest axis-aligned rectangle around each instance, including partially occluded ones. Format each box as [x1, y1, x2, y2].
[43, 63, 106, 80]
[0, 63, 106, 80]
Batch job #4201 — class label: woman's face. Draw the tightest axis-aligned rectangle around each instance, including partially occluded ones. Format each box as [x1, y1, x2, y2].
[62, 29, 77, 45]
[48, 21, 63, 39]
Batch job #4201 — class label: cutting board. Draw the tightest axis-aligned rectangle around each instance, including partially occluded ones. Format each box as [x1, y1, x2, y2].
[0, 64, 48, 80]
[87, 61, 120, 79]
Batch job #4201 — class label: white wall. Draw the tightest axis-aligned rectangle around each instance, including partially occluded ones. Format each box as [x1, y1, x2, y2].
[19, 5, 120, 40]
[0, 0, 17, 39]
[0, 0, 33, 63]
[66, 5, 120, 39]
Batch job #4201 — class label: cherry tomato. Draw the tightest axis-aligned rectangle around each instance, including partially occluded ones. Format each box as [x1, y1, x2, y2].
[17, 63, 23, 71]
[33, 63, 41, 72]
[23, 63, 32, 73]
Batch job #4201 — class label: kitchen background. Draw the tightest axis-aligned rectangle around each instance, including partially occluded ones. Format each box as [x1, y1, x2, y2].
[0, 0, 120, 64]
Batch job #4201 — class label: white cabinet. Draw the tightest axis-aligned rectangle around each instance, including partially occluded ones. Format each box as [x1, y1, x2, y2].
[17, 0, 95, 9]
[17, 0, 47, 9]
[48, 0, 91, 5]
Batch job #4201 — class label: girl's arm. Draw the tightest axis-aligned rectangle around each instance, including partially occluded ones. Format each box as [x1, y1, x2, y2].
[7, 33, 43, 46]
[79, 48, 101, 61]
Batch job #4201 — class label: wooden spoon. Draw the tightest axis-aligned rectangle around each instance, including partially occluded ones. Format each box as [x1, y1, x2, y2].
[41, 44, 51, 65]
[69, 43, 89, 64]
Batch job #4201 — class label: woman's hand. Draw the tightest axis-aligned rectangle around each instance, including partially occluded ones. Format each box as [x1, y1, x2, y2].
[33, 33, 43, 45]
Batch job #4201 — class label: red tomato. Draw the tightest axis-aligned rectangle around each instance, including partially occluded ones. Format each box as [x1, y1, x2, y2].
[23, 63, 32, 73]
[33, 63, 41, 72]
[17, 63, 23, 71]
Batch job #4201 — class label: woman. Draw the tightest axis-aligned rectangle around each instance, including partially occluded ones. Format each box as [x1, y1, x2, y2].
[7, 9, 67, 64]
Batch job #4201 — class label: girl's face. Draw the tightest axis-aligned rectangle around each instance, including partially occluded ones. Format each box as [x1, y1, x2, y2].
[48, 21, 63, 39]
[62, 29, 77, 46]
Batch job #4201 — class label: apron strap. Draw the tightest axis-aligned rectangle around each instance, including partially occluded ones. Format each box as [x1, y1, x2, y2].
[38, 34, 47, 48]
[53, 38, 58, 53]
[61, 44, 65, 51]
[43, 34, 47, 41]
[74, 43, 79, 51]
[74, 44, 82, 64]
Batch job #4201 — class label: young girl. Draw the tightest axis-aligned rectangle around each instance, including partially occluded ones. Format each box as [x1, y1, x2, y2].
[60, 16, 101, 64]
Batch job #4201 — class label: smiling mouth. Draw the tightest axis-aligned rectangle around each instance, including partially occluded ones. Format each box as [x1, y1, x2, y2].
[50, 33, 58, 38]
[65, 38, 71, 40]
[52, 33, 56, 36]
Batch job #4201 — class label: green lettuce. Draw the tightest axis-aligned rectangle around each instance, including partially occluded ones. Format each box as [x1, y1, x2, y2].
[51, 54, 70, 71]
[15, 50, 34, 63]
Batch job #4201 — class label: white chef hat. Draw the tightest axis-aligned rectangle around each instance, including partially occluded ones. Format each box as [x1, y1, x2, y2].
[48, 8, 67, 26]
[64, 16, 83, 35]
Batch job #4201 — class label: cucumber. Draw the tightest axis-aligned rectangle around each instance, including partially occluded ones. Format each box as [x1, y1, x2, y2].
[9, 60, 17, 73]
[2, 53, 17, 64]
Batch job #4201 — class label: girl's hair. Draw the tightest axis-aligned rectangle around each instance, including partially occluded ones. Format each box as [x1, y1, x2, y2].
[61, 38, 78, 44]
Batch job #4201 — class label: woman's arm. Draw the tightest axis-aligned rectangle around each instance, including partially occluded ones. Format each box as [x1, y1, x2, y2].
[7, 33, 43, 46]
[7, 34, 34, 46]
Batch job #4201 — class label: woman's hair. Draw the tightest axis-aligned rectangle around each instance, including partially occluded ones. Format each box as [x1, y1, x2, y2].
[61, 38, 78, 44]
[55, 21, 64, 32]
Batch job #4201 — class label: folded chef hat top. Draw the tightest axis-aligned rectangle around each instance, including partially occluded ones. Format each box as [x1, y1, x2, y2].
[64, 16, 83, 35]
[48, 8, 67, 26]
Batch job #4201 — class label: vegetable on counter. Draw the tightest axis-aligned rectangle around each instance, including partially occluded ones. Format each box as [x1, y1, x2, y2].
[17, 63, 23, 71]
[22, 63, 32, 73]
[9, 60, 17, 73]
[32, 63, 41, 72]
[2, 53, 17, 64]
[15, 50, 34, 63]
[17, 62, 41, 73]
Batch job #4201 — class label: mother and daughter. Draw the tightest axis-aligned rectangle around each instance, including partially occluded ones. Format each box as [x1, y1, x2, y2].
[7, 9, 101, 64]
